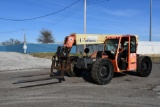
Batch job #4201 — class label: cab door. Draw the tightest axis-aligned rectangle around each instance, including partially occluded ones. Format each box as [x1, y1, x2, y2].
[127, 36, 137, 71]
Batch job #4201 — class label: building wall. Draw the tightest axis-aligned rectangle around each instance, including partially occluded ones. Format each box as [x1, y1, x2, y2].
[137, 41, 160, 54]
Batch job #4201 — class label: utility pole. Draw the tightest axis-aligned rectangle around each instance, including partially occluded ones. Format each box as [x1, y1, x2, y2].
[84, 0, 87, 49]
[22, 29, 27, 54]
[149, 0, 152, 41]
[84, 0, 86, 34]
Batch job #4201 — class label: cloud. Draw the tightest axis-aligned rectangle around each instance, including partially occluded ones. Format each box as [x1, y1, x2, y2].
[104, 9, 140, 17]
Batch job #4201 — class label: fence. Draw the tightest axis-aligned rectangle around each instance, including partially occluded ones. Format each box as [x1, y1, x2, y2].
[0, 41, 160, 54]
[0, 44, 24, 53]
[0, 43, 76, 53]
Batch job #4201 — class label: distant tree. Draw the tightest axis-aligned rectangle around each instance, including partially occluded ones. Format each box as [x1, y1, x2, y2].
[37, 29, 55, 43]
[2, 38, 22, 45]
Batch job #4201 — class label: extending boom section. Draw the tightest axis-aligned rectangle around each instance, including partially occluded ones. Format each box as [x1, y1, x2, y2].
[64, 33, 123, 47]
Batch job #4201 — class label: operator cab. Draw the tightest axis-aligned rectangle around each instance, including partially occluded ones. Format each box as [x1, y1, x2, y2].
[104, 35, 137, 72]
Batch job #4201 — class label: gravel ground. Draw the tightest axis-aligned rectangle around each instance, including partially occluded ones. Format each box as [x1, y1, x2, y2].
[0, 52, 51, 71]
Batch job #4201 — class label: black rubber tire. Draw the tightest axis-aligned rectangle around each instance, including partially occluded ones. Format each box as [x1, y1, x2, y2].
[68, 63, 82, 77]
[137, 56, 152, 77]
[68, 56, 82, 77]
[50, 61, 54, 77]
[67, 62, 76, 77]
[91, 58, 114, 85]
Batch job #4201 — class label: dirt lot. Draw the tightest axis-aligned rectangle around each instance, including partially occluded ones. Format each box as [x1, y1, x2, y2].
[0, 52, 160, 107]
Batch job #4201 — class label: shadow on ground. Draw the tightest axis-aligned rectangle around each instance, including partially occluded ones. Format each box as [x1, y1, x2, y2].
[81, 71, 139, 84]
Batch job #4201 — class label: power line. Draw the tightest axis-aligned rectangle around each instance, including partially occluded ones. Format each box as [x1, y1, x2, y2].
[30, 0, 83, 27]
[0, 0, 81, 21]
[49, 2, 83, 26]
[0, 29, 24, 34]
[0, 1, 83, 33]
[0, 0, 110, 35]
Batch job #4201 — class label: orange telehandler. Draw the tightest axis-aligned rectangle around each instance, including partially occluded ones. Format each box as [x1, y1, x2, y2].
[50, 33, 152, 85]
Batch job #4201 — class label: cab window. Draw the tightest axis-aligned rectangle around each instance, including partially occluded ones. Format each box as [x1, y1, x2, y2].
[130, 36, 136, 53]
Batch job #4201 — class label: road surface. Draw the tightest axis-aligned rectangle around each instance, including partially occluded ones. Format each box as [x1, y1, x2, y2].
[0, 63, 160, 107]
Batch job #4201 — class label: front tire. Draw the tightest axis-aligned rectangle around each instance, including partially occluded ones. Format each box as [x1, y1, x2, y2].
[68, 62, 82, 77]
[91, 58, 114, 85]
[137, 56, 152, 77]
[50, 60, 54, 77]
[68, 56, 82, 77]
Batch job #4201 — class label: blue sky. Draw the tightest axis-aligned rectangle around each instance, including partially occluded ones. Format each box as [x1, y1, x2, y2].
[0, 0, 159, 43]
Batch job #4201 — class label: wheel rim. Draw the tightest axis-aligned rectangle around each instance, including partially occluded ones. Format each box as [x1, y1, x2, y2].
[142, 61, 149, 71]
[99, 66, 109, 78]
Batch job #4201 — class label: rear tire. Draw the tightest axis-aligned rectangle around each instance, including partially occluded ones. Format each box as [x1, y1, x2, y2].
[91, 58, 114, 85]
[137, 56, 152, 77]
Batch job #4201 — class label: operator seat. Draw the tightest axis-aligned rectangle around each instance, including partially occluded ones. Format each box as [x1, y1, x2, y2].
[118, 46, 127, 70]
[96, 51, 103, 59]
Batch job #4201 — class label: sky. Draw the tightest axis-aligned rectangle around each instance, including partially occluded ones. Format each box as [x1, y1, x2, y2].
[0, 0, 160, 43]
